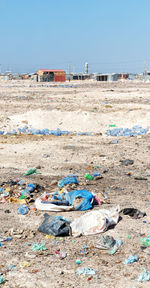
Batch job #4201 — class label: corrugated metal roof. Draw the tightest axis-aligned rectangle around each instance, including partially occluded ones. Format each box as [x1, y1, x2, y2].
[38, 69, 65, 72]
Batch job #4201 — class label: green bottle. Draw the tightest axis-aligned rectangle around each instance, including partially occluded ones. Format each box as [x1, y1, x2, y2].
[84, 173, 94, 180]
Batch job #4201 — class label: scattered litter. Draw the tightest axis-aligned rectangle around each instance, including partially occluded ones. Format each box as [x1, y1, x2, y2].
[0, 277, 5, 284]
[55, 250, 67, 259]
[35, 189, 100, 212]
[84, 174, 94, 180]
[106, 126, 149, 136]
[140, 235, 150, 247]
[76, 259, 82, 264]
[134, 176, 147, 180]
[0, 126, 94, 136]
[31, 243, 46, 252]
[92, 172, 101, 177]
[95, 235, 116, 250]
[77, 267, 97, 276]
[20, 261, 31, 268]
[25, 252, 36, 259]
[17, 204, 29, 215]
[42, 153, 51, 158]
[58, 176, 78, 187]
[65, 190, 95, 211]
[80, 247, 89, 255]
[121, 208, 146, 219]
[120, 159, 134, 166]
[124, 254, 138, 264]
[137, 268, 150, 282]
[0, 236, 12, 242]
[108, 238, 123, 255]
[9, 198, 26, 204]
[24, 168, 41, 176]
[71, 206, 120, 237]
[38, 213, 71, 236]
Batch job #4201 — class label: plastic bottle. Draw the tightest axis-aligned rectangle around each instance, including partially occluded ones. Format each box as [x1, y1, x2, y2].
[84, 174, 94, 180]
[17, 204, 29, 215]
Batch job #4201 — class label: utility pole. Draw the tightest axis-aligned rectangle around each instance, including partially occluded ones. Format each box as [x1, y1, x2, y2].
[68, 63, 71, 82]
[144, 61, 147, 81]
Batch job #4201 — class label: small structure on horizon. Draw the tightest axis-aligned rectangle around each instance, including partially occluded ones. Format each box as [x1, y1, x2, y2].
[96, 73, 119, 81]
[37, 69, 66, 82]
[66, 73, 90, 80]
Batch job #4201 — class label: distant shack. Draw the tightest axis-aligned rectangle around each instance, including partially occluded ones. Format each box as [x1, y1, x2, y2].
[96, 73, 119, 81]
[37, 69, 66, 82]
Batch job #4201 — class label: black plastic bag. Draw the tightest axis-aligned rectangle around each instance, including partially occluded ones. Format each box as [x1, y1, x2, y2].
[38, 213, 71, 236]
[121, 208, 146, 219]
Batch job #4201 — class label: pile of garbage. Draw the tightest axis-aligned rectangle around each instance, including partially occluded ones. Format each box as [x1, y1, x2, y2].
[0, 178, 43, 205]
[106, 125, 149, 136]
[35, 175, 101, 212]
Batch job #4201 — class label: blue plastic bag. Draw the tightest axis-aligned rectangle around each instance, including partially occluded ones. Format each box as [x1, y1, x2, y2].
[65, 190, 94, 211]
[58, 176, 78, 188]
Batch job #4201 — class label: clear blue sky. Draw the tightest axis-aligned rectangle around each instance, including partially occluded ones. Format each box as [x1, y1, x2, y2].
[0, 0, 150, 74]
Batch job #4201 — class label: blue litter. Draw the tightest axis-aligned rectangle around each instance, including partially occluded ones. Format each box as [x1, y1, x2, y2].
[137, 268, 150, 282]
[17, 204, 29, 215]
[106, 126, 149, 136]
[58, 176, 78, 188]
[92, 172, 101, 177]
[124, 254, 138, 264]
[17, 180, 24, 186]
[0, 188, 4, 193]
[21, 190, 31, 197]
[26, 183, 36, 192]
[0, 236, 12, 242]
[0, 126, 94, 137]
[21, 183, 36, 196]
[65, 190, 94, 211]
[76, 267, 97, 275]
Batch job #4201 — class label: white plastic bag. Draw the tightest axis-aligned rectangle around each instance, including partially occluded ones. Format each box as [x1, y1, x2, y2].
[71, 205, 120, 237]
[35, 197, 73, 212]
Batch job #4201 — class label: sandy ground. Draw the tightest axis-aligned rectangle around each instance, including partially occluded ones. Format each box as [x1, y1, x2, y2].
[0, 79, 150, 288]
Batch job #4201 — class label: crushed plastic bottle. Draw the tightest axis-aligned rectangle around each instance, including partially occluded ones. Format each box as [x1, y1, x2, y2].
[31, 243, 46, 251]
[24, 168, 41, 176]
[0, 277, 5, 284]
[137, 268, 150, 282]
[17, 204, 29, 215]
[77, 267, 97, 276]
[55, 250, 67, 259]
[91, 172, 101, 178]
[108, 238, 123, 255]
[140, 235, 150, 247]
[124, 254, 138, 264]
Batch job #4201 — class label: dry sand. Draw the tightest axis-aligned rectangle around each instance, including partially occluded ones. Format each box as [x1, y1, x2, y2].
[0, 79, 150, 288]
